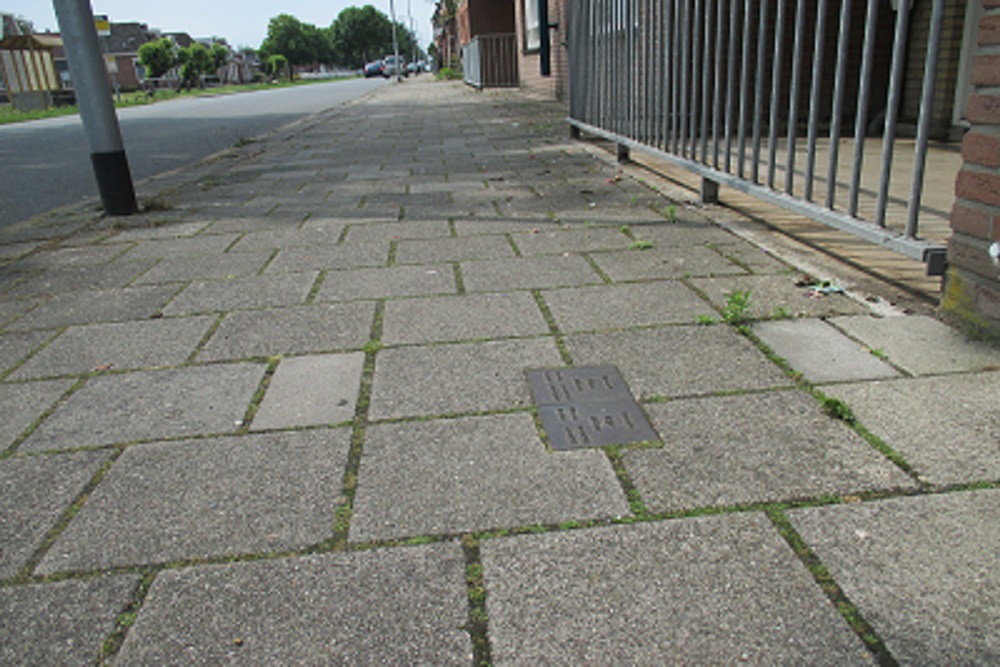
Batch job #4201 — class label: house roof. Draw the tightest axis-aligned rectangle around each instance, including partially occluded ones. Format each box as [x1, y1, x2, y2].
[105, 22, 154, 54]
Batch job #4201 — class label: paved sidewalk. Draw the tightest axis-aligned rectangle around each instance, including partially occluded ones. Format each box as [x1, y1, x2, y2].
[2, 78, 999, 665]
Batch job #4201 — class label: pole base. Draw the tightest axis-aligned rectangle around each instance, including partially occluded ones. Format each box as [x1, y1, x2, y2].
[91, 150, 138, 216]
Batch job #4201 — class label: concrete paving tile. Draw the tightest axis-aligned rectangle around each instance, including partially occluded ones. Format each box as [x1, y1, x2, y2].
[461, 255, 605, 292]
[590, 245, 748, 281]
[20, 364, 266, 452]
[115, 545, 471, 665]
[788, 490, 1000, 665]
[264, 241, 389, 273]
[314, 264, 456, 301]
[197, 302, 376, 361]
[12, 244, 130, 270]
[0, 241, 41, 261]
[615, 218, 738, 246]
[0, 379, 75, 449]
[132, 251, 272, 284]
[341, 219, 451, 243]
[5, 285, 180, 331]
[627, 392, 917, 512]
[824, 372, 1000, 485]
[691, 274, 870, 319]
[226, 226, 347, 253]
[753, 319, 901, 384]
[454, 218, 560, 236]
[714, 240, 792, 274]
[204, 215, 304, 234]
[118, 234, 241, 260]
[369, 338, 563, 420]
[252, 353, 364, 430]
[37, 430, 351, 573]
[542, 281, 715, 332]
[10, 316, 216, 379]
[482, 514, 873, 665]
[382, 292, 549, 345]
[0, 450, 110, 578]
[0, 298, 41, 328]
[0, 330, 52, 376]
[351, 414, 629, 541]
[163, 272, 317, 315]
[510, 227, 633, 256]
[564, 325, 792, 399]
[829, 314, 1000, 376]
[395, 234, 515, 264]
[3, 261, 155, 298]
[103, 221, 211, 242]
[0, 575, 138, 665]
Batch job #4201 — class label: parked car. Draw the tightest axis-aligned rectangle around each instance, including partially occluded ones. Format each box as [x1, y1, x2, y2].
[381, 55, 408, 78]
[363, 60, 383, 78]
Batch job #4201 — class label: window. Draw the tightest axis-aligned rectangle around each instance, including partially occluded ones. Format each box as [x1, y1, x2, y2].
[524, 0, 541, 51]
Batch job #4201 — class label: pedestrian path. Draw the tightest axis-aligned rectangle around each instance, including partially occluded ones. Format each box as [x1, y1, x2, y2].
[1, 78, 998, 665]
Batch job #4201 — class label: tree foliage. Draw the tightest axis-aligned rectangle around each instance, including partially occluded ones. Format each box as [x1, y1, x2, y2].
[210, 43, 230, 71]
[177, 43, 213, 87]
[137, 37, 177, 78]
[259, 14, 331, 68]
[258, 8, 419, 70]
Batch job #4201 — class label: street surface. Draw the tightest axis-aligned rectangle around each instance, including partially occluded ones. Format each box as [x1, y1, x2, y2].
[0, 77, 386, 228]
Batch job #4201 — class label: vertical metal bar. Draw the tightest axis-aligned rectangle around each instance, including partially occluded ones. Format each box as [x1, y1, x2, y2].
[785, 0, 807, 195]
[692, 0, 703, 161]
[752, 0, 769, 183]
[906, 0, 945, 239]
[700, 0, 714, 163]
[848, 0, 879, 217]
[767, 0, 787, 189]
[724, 0, 739, 172]
[804, 0, 829, 202]
[738, 0, 752, 178]
[681, 0, 691, 157]
[713, 0, 725, 168]
[672, 0, 681, 153]
[875, 0, 912, 228]
[825, 0, 853, 210]
[656, 0, 665, 149]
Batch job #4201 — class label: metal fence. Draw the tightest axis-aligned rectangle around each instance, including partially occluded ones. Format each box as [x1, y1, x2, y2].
[567, 0, 948, 275]
[463, 34, 519, 89]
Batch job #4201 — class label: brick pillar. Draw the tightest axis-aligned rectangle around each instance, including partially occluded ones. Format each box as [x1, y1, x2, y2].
[942, 0, 1000, 338]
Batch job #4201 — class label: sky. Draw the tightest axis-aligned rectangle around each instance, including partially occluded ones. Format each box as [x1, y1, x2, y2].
[2, 0, 436, 50]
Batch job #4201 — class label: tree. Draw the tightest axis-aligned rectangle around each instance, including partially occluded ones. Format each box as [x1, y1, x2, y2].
[329, 5, 418, 68]
[259, 14, 334, 69]
[266, 54, 289, 80]
[210, 43, 229, 71]
[177, 43, 212, 88]
[137, 38, 177, 79]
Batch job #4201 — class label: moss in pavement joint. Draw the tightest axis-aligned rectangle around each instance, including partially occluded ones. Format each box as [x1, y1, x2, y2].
[766, 509, 899, 666]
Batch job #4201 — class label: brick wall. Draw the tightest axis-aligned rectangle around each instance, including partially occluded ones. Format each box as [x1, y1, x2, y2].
[942, 0, 1000, 337]
[514, 0, 569, 101]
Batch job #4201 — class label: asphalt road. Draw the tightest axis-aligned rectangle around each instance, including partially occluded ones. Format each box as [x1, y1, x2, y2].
[0, 77, 387, 228]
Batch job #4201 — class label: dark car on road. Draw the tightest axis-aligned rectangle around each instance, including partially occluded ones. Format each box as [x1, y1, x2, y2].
[363, 60, 383, 78]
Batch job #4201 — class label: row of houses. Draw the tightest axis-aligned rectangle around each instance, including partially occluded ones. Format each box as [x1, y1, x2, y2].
[0, 15, 258, 111]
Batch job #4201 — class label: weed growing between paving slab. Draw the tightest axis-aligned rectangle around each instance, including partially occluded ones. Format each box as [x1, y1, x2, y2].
[2, 377, 87, 457]
[767, 509, 898, 665]
[18, 447, 126, 580]
[98, 571, 156, 664]
[604, 446, 650, 518]
[332, 301, 384, 548]
[462, 535, 493, 666]
[531, 290, 574, 366]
